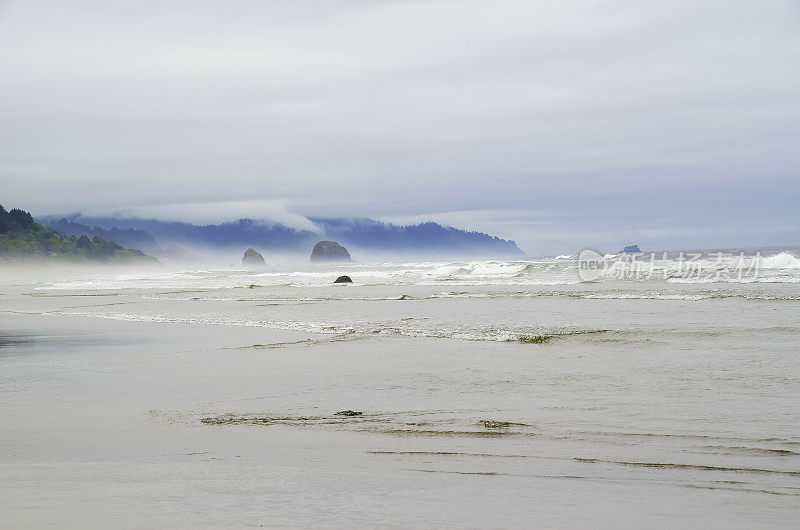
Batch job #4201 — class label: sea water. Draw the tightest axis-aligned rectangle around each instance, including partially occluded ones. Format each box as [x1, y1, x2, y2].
[1, 251, 799, 527]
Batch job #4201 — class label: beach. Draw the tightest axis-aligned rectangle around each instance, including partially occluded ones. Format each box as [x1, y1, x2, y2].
[2, 257, 800, 528]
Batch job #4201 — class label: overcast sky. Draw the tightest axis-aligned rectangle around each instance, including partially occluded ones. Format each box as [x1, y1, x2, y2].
[1, 0, 799, 254]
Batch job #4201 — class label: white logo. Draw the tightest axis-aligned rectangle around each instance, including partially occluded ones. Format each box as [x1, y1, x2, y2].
[577, 249, 606, 281]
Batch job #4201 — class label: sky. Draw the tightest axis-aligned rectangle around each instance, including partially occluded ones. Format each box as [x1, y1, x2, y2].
[1, 0, 799, 255]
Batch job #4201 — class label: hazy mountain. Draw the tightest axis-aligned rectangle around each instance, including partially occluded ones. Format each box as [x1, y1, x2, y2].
[43, 215, 524, 256]
[46, 216, 317, 251]
[41, 218, 160, 252]
[1, 206, 158, 264]
[311, 218, 523, 255]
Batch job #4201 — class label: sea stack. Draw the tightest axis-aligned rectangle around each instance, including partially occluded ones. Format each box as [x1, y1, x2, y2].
[620, 245, 642, 253]
[334, 275, 353, 283]
[242, 248, 265, 266]
[310, 241, 351, 263]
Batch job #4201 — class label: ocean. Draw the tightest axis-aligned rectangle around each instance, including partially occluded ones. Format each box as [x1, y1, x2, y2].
[1, 250, 799, 527]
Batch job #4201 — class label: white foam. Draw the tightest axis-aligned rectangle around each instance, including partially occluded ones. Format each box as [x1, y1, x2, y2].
[34, 253, 800, 291]
[45, 308, 610, 344]
[759, 252, 800, 269]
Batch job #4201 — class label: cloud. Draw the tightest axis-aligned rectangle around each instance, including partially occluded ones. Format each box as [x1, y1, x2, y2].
[1, 0, 799, 254]
[77, 200, 322, 232]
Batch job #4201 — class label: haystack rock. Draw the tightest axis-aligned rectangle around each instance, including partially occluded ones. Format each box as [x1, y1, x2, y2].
[620, 244, 642, 253]
[334, 275, 352, 283]
[310, 241, 351, 263]
[242, 248, 265, 266]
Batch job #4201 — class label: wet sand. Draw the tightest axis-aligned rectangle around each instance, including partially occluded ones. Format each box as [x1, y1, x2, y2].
[2, 310, 799, 528]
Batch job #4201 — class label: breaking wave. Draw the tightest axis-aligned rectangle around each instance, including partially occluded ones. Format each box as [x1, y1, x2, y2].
[44, 307, 615, 344]
[759, 252, 800, 269]
[36, 252, 800, 292]
[38, 259, 582, 290]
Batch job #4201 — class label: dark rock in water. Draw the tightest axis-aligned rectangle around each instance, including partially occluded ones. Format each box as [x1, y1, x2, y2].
[242, 248, 265, 266]
[620, 244, 642, 253]
[310, 240, 351, 263]
[334, 275, 352, 283]
[335, 410, 362, 416]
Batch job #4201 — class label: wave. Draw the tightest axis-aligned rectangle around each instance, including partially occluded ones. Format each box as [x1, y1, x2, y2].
[574, 458, 800, 476]
[37, 259, 581, 290]
[513, 330, 611, 344]
[199, 411, 538, 438]
[367, 450, 531, 458]
[571, 429, 800, 446]
[141, 293, 419, 302]
[681, 483, 800, 497]
[33, 251, 800, 291]
[433, 289, 800, 301]
[44, 307, 618, 344]
[759, 252, 800, 269]
[196, 411, 800, 479]
[668, 276, 800, 284]
[141, 288, 800, 303]
[702, 445, 800, 457]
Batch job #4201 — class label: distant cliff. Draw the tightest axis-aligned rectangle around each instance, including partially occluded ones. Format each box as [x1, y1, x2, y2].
[1, 206, 158, 264]
[312, 218, 522, 255]
[42, 215, 524, 256]
[44, 216, 317, 252]
[42, 218, 159, 252]
[620, 244, 642, 253]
